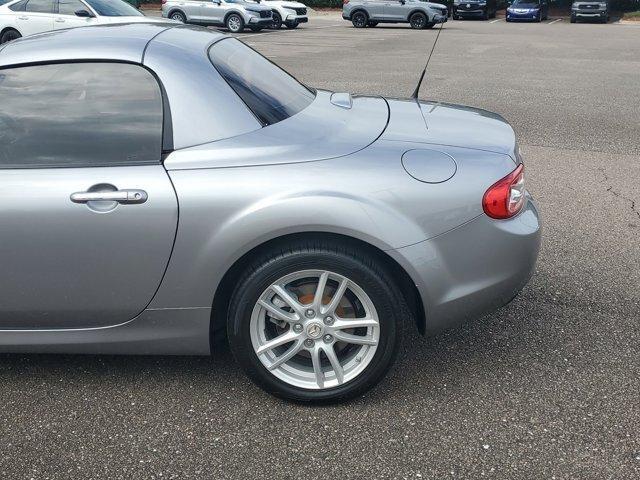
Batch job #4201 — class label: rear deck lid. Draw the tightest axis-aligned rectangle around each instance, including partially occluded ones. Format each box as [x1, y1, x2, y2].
[165, 90, 389, 169]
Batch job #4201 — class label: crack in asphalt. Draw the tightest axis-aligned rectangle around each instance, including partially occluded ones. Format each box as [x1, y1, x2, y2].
[598, 168, 640, 220]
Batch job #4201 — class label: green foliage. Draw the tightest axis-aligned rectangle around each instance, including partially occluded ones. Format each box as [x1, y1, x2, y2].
[614, 0, 640, 12]
[549, 0, 639, 10]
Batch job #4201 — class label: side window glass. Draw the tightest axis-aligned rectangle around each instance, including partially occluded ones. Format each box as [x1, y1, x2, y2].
[24, 0, 55, 13]
[9, 0, 27, 11]
[0, 62, 164, 169]
[58, 0, 88, 15]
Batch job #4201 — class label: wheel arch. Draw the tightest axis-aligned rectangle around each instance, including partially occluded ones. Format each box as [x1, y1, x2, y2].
[0, 26, 21, 39]
[224, 9, 245, 24]
[210, 232, 426, 348]
[350, 8, 369, 20]
[407, 8, 428, 21]
[166, 8, 187, 20]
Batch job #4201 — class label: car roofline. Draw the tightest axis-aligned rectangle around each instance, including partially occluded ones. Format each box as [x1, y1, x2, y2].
[0, 23, 187, 69]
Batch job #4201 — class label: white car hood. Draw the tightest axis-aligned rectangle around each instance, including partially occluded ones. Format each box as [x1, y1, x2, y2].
[268, 1, 306, 8]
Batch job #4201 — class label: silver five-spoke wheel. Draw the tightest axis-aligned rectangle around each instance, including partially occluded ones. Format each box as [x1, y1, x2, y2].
[250, 270, 380, 390]
[227, 240, 402, 402]
[226, 13, 244, 33]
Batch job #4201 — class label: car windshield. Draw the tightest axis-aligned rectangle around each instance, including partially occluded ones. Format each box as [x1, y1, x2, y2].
[84, 0, 143, 16]
[209, 38, 316, 126]
[512, 0, 540, 4]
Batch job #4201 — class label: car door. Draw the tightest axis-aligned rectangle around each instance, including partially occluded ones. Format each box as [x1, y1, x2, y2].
[14, 0, 55, 36]
[200, 0, 225, 23]
[384, 0, 409, 21]
[176, 0, 203, 21]
[53, 0, 97, 30]
[0, 61, 178, 330]
[364, 0, 387, 20]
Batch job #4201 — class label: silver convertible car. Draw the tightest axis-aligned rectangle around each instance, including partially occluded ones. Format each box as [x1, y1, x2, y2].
[0, 24, 540, 402]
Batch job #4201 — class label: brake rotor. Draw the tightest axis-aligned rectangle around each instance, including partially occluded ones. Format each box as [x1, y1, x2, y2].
[296, 293, 346, 318]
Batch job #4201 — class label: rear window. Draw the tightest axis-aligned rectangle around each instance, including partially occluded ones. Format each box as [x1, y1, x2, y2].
[208, 38, 315, 126]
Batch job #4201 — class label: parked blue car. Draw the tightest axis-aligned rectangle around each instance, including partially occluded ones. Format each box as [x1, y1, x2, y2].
[506, 0, 549, 21]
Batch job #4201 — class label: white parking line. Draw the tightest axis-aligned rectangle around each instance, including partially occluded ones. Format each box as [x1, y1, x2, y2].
[245, 42, 345, 47]
[235, 23, 344, 39]
[548, 18, 562, 24]
[489, 18, 503, 23]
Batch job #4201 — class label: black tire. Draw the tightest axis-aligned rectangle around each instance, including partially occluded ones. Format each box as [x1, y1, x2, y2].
[367, 21, 378, 27]
[409, 12, 427, 29]
[535, 11, 541, 22]
[270, 12, 282, 29]
[482, 8, 489, 20]
[452, 13, 460, 20]
[169, 10, 186, 23]
[0, 29, 21, 44]
[351, 11, 367, 28]
[227, 240, 404, 403]
[285, 20, 299, 29]
[226, 12, 244, 33]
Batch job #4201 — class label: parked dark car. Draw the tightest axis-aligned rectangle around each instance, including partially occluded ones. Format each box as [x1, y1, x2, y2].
[505, 0, 548, 21]
[571, 1, 609, 23]
[452, 0, 497, 20]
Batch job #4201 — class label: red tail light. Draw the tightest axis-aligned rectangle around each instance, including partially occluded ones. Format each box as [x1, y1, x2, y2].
[343, 0, 350, 4]
[482, 164, 525, 219]
[161, 0, 167, 4]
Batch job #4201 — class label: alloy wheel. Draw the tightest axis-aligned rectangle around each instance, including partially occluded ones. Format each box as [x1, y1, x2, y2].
[250, 270, 380, 390]
[410, 13, 426, 29]
[170, 12, 185, 22]
[270, 12, 282, 29]
[352, 12, 367, 28]
[227, 14, 242, 32]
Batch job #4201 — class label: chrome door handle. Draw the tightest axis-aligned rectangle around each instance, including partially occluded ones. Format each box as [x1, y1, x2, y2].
[70, 189, 148, 204]
[55, 18, 65, 22]
[18, 16, 28, 20]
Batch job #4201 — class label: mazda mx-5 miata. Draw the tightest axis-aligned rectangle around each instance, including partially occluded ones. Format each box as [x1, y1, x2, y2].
[0, 23, 540, 402]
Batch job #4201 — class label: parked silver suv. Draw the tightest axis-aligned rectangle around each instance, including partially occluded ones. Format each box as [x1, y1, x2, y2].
[162, 0, 273, 32]
[343, 0, 448, 29]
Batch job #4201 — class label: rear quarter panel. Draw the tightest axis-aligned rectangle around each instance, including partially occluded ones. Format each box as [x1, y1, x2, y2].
[151, 141, 516, 310]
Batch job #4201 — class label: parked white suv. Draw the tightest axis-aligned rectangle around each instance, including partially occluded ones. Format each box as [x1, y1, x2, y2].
[343, 0, 448, 29]
[161, 0, 274, 32]
[0, 0, 170, 44]
[249, 0, 307, 29]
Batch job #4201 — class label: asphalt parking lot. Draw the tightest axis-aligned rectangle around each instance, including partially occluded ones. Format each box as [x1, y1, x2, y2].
[1, 13, 639, 480]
